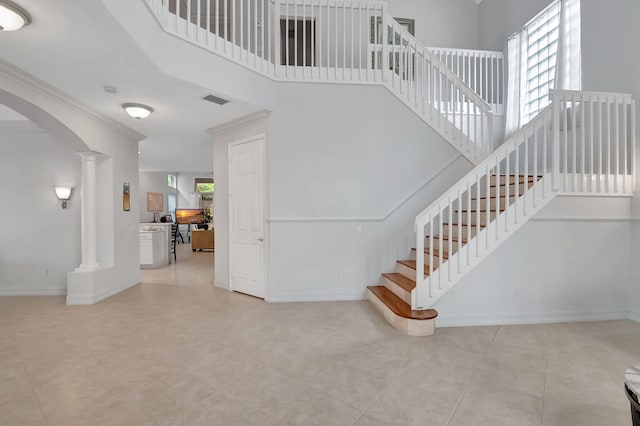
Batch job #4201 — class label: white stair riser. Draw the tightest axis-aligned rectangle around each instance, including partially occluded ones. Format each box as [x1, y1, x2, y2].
[411, 250, 442, 268]
[489, 176, 536, 186]
[489, 183, 530, 197]
[382, 276, 412, 305]
[452, 211, 497, 226]
[367, 290, 436, 337]
[440, 225, 479, 239]
[469, 197, 511, 210]
[426, 238, 464, 254]
[397, 263, 416, 281]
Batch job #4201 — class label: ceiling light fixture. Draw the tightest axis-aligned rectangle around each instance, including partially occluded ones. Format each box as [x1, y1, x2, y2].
[122, 103, 153, 120]
[0, 0, 31, 31]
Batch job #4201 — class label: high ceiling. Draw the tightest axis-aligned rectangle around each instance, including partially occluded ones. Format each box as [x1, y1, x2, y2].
[0, 0, 262, 172]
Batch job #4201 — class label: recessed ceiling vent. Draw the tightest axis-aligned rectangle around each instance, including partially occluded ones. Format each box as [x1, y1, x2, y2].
[202, 94, 229, 105]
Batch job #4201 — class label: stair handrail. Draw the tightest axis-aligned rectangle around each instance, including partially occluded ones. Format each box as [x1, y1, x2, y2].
[382, 16, 494, 159]
[413, 89, 636, 310]
[428, 47, 505, 114]
[413, 105, 553, 309]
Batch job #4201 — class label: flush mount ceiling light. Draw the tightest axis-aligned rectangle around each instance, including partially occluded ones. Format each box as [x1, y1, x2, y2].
[0, 0, 31, 31]
[122, 103, 153, 120]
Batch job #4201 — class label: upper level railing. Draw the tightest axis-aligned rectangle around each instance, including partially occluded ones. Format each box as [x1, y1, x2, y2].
[430, 47, 505, 115]
[412, 90, 636, 309]
[145, 0, 495, 162]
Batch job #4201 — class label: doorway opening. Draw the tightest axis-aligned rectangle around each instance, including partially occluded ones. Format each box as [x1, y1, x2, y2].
[280, 18, 316, 66]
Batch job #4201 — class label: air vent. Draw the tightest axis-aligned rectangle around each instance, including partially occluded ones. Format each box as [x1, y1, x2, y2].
[202, 94, 229, 105]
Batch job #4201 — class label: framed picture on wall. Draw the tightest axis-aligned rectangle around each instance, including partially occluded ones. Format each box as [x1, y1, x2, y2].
[123, 182, 130, 211]
[147, 192, 164, 212]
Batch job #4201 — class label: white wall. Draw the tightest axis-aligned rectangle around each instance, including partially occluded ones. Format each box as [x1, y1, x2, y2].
[389, 0, 480, 49]
[176, 172, 214, 209]
[0, 123, 81, 295]
[478, 0, 640, 322]
[264, 83, 469, 300]
[435, 197, 632, 325]
[138, 171, 177, 222]
[0, 63, 143, 305]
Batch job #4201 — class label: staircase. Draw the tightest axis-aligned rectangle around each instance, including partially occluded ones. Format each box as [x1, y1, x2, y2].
[369, 91, 636, 335]
[142, 0, 636, 336]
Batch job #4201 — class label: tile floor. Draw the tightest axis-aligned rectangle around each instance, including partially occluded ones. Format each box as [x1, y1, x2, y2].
[0, 244, 639, 425]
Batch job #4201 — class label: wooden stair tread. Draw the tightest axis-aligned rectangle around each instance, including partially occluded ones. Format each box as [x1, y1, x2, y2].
[427, 235, 468, 243]
[368, 286, 438, 320]
[443, 223, 485, 229]
[382, 273, 416, 292]
[396, 259, 433, 277]
[471, 195, 517, 200]
[412, 247, 450, 259]
[397, 259, 417, 270]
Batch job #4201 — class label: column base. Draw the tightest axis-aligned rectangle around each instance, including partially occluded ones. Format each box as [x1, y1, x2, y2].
[67, 266, 140, 305]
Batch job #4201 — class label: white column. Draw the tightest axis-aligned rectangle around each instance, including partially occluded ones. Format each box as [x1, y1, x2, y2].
[78, 152, 99, 270]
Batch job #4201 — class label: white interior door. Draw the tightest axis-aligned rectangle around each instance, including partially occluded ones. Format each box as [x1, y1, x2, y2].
[229, 137, 266, 298]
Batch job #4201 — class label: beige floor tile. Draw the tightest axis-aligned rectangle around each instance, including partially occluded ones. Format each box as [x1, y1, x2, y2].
[277, 387, 362, 426]
[448, 380, 543, 426]
[1, 249, 639, 425]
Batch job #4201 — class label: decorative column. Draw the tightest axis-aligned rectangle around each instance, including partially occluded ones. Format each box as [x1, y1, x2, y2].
[78, 152, 99, 270]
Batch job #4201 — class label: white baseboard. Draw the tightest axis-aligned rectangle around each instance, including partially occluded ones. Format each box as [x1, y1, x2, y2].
[0, 287, 66, 296]
[214, 281, 230, 291]
[66, 278, 140, 305]
[436, 309, 630, 328]
[628, 310, 640, 324]
[93, 278, 140, 304]
[265, 291, 366, 303]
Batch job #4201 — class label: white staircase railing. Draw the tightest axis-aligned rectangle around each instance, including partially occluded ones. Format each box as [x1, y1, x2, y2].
[144, 0, 494, 162]
[382, 19, 493, 161]
[412, 90, 636, 309]
[430, 47, 505, 115]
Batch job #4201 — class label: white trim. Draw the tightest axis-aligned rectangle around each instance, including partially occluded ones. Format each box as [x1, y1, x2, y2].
[228, 134, 268, 299]
[214, 280, 230, 290]
[0, 59, 144, 141]
[266, 291, 366, 303]
[268, 154, 464, 223]
[207, 111, 270, 137]
[530, 217, 631, 223]
[0, 287, 66, 296]
[436, 309, 629, 328]
[0, 120, 44, 133]
[93, 279, 140, 304]
[66, 278, 140, 305]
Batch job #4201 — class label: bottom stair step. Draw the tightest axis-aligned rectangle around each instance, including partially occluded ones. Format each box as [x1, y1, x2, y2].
[367, 286, 438, 336]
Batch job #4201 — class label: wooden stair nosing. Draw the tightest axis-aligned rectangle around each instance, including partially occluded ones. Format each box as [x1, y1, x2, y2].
[425, 235, 469, 243]
[396, 259, 433, 277]
[412, 247, 450, 259]
[368, 286, 438, 320]
[382, 272, 416, 293]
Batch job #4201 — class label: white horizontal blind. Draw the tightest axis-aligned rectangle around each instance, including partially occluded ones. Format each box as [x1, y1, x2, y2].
[523, 0, 561, 124]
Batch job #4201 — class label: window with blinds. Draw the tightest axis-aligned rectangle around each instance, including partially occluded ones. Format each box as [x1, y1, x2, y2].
[522, 0, 561, 124]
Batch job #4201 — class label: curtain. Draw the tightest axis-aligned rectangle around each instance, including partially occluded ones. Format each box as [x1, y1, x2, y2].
[555, 0, 582, 91]
[505, 0, 581, 137]
[505, 31, 528, 139]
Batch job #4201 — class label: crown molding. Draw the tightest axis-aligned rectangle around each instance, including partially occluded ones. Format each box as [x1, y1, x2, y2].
[207, 110, 270, 138]
[0, 59, 145, 142]
[0, 120, 44, 134]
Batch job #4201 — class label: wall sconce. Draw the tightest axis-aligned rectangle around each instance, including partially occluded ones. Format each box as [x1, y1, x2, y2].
[54, 186, 73, 209]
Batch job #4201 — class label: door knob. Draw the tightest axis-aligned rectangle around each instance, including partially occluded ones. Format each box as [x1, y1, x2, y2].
[258, 237, 264, 242]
